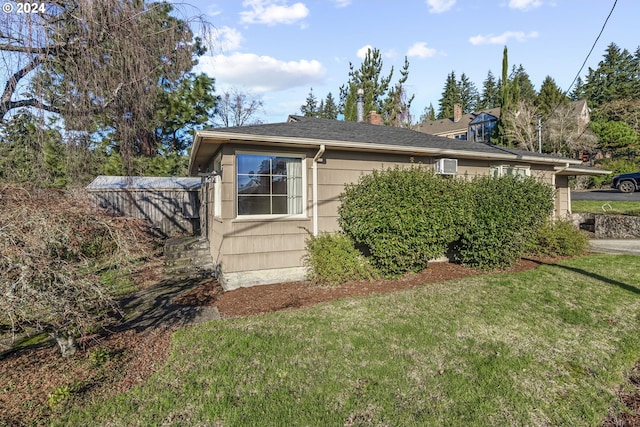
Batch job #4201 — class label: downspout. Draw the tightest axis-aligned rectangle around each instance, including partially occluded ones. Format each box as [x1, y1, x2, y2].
[312, 144, 326, 236]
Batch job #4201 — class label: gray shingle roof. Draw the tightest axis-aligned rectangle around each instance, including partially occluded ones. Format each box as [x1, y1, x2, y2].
[415, 108, 501, 135]
[206, 115, 568, 162]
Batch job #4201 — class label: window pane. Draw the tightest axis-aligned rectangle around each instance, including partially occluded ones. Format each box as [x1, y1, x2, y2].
[238, 175, 270, 195]
[238, 196, 271, 215]
[272, 176, 287, 195]
[237, 154, 271, 175]
[272, 157, 289, 175]
[272, 196, 288, 214]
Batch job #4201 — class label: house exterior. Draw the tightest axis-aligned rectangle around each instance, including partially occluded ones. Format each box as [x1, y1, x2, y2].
[415, 104, 500, 142]
[189, 115, 606, 290]
[86, 176, 201, 237]
[416, 100, 592, 147]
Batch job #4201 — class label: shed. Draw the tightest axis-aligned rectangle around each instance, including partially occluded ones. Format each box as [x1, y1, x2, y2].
[86, 176, 201, 237]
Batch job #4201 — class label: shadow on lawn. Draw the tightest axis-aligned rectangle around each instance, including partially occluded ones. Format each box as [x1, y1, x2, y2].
[522, 257, 640, 296]
[112, 275, 222, 333]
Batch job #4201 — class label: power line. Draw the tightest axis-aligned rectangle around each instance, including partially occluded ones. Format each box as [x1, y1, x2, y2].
[541, 0, 618, 148]
[563, 0, 618, 97]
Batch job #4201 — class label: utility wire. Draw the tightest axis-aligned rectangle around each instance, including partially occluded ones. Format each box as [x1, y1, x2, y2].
[563, 0, 617, 98]
[541, 0, 618, 148]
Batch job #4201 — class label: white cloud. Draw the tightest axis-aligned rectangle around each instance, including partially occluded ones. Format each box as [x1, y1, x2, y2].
[204, 26, 243, 53]
[356, 45, 373, 59]
[240, 0, 309, 26]
[508, 0, 543, 10]
[469, 30, 539, 45]
[196, 53, 326, 93]
[426, 0, 456, 13]
[407, 42, 438, 58]
[206, 4, 223, 17]
[332, 0, 351, 7]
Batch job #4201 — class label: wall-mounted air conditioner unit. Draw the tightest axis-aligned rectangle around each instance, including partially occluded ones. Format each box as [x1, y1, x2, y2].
[435, 158, 458, 175]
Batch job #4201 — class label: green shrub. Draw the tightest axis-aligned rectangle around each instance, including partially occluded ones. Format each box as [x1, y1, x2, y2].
[528, 220, 589, 257]
[304, 232, 378, 286]
[338, 167, 469, 277]
[452, 175, 554, 270]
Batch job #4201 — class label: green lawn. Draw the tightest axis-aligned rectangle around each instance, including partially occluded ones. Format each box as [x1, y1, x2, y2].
[56, 254, 640, 427]
[572, 200, 640, 216]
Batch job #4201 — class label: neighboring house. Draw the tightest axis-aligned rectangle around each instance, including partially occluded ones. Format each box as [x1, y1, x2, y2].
[189, 114, 607, 290]
[415, 104, 500, 142]
[416, 100, 591, 146]
[86, 176, 201, 237]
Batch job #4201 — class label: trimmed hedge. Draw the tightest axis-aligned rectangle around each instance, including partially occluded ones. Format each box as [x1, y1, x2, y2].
[338, 167, 470, 276]
[335, 168, 557, 277]
[452, 175, 554, 269]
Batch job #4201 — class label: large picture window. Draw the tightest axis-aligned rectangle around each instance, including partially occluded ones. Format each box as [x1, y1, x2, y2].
[237, 153, 304, 216]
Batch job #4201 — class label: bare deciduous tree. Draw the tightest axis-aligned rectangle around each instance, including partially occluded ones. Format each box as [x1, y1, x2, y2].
[504, 100, 538, 152]
[214, 87, 264, 127]
[545, 103, 597, 156]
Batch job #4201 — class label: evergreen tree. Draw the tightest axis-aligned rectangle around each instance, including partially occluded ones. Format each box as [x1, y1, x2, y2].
[339, 48, 393, 122]
[479, 70, 500, 110]
[459, 73, 479, 113]
[496, 46, 513, 146]
[383, 56, 415, 126]
[156, 73, 216, 154]
[419, 103, 436, 122]
[581, 43, 638, 107]
[536, 76, 568, 120]
[437, 71, 461, 119]
[570, 77, 585, 101]
[511, 65, 537, 104]
[591, 120, 639, 153]
[301, 88, 319, 117]
[321, 92, 339, 119]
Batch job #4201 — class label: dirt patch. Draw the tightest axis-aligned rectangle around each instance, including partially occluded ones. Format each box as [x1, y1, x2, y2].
[0, 256, 636, 426]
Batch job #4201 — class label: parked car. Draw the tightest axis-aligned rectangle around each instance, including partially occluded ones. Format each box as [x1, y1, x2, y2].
[611, 171, 640, 193]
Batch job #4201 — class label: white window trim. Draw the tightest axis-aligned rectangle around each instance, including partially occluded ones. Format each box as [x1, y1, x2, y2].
[213, 153, 222, 219]
[490, 164, 531, 178]
[235, 150, 307, 219]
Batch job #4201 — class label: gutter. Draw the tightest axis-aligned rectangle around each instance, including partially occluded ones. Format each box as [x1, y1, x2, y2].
[192, 130, 583, 166]
[312, 144, 326, 236]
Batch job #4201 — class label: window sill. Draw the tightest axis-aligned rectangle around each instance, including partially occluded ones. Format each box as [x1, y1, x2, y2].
[232, 214, 310, 222]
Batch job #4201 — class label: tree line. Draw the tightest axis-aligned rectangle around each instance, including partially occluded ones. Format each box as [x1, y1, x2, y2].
[1, 0, 638, 189]
[303, 43, 640, 163]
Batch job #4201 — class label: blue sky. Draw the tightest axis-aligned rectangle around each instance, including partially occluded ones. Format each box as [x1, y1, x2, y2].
[182, 0, 635, 123]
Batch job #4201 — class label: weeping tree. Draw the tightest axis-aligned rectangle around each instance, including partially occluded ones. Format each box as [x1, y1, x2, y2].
[0, 0, 211, 173]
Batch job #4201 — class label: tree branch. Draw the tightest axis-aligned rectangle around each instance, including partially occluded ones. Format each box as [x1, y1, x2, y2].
[0, 56, 45, 117]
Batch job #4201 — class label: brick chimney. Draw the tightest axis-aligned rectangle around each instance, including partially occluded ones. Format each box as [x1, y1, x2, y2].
[453, 104, 462, 122]
[366, 111, 382, 125]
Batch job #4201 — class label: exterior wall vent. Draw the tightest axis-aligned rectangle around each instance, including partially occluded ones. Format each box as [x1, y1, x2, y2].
[435, 158, 458, 175]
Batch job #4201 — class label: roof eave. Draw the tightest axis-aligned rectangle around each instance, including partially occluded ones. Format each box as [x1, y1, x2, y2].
[189, 130, 584, 173]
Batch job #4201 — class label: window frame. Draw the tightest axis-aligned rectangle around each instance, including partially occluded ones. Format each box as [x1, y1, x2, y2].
[490, 164, 531, 178]
[235, 151, 307, 219]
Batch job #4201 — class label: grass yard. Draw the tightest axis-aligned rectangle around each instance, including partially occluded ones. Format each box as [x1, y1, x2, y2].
[55, 255, 640, 427]
[572, 200, 640, 216]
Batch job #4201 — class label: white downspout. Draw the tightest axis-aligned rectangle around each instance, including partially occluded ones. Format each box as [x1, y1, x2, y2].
[312, 144, 326, 236]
